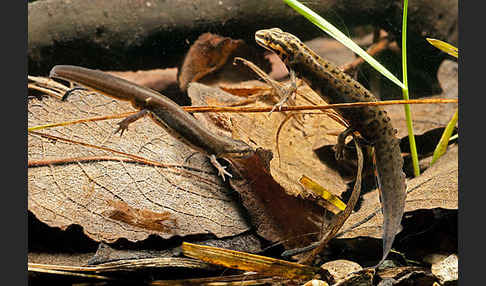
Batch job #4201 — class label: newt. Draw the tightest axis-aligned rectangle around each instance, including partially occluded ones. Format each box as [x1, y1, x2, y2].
[49, 65, 255, 180]
[255, 28, 406, 265]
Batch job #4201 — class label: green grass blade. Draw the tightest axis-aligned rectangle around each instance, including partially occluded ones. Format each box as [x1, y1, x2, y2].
[284, 0, 421, 176]
[430, 109, 458, 166]
[400, 0, 420, 177]
[426, 40, 458, 166]
[283, 0, 406, 90]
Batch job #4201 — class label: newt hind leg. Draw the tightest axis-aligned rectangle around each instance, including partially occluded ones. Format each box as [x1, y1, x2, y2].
[115, 109, 150, 136]
[209, 154, 232, 181]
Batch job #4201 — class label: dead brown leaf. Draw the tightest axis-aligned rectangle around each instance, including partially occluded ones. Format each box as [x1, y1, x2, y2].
[376, 266, 437, 285]
[188, 82, 348, 199]
[431, 254, 458, 284]
[181, 242, 324, 280]
[338, 144, 457, 240]
[28, 89, 252, 243]
[178, 33, 270, 92]
[187, 82, 349, 248]
[384, 60, 458, 139]
[320, 259, 363, 282]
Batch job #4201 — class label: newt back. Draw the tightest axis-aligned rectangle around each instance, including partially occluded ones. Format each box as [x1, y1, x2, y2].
[255, 28, 406, 265]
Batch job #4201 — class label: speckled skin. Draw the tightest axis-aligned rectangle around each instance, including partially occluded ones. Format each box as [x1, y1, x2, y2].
[49, 65, 254, 162]
[255, 28, 406, 264]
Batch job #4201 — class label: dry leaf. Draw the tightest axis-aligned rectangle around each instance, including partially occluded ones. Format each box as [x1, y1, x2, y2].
[188, 82, 348, 199]
[28, 90, 251, 243]
[377, 266, 437, 286]
[178, 33, 270, 91]
[151, 274, 288, 285]
[431, 254, 458, 284]
[339, 144, 457, 240]
[181, 242, 324, 280]
[187, 83, 349, 248]
[384, 60, 458, 139]
[29, 257, 215, 274]
[333, 268, 375, 286]
[320, 259, 363, 282]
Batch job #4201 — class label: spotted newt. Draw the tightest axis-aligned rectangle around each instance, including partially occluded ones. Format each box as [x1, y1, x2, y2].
[255, 28, 406, 265]
[50, 65, 255, 180]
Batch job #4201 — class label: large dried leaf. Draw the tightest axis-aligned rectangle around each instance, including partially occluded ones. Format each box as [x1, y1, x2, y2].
[188, 82, 348, 199]
[187, 83, 348, 247]
[28, 90, 251, 242]
[227, 149, 327, 248]
[338, 144, 458, 239]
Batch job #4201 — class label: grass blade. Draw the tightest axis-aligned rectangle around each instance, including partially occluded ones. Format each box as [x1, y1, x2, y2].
[283, 0, 405, 90]
[426, 38, 458, 58]
[430, 109, 458, 166]
[400, 0, 420, 177]
[425, 40, 458, 166]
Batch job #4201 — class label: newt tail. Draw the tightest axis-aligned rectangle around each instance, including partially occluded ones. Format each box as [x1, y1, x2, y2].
[255, 28, 406, 265]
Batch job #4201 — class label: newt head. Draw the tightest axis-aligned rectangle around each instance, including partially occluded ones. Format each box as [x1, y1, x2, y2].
[255, 28, 306, 64]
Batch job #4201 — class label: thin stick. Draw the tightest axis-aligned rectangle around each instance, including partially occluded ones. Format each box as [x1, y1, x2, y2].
[184, 98, 457, 113]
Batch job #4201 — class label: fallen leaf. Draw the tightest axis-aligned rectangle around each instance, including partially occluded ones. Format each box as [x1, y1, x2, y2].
[188, 82, 348, 200]
[178, 33, 270, 91]
[181, 242, 325, 280]
[299, 175, 347, 214]
[320, 259, 363, 282]
[431, 254, 458, 284]
[376, 266, 437, 286]
[334, 268, 375, 286]
[188, 83, 349, 248]
[28, 89, 252, 243]
[338, 144, 457, 240]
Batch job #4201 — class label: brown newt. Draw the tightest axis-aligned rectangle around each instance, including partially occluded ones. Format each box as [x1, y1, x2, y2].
[50, 65, 255, 180]
[255, 28, 406, 265]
